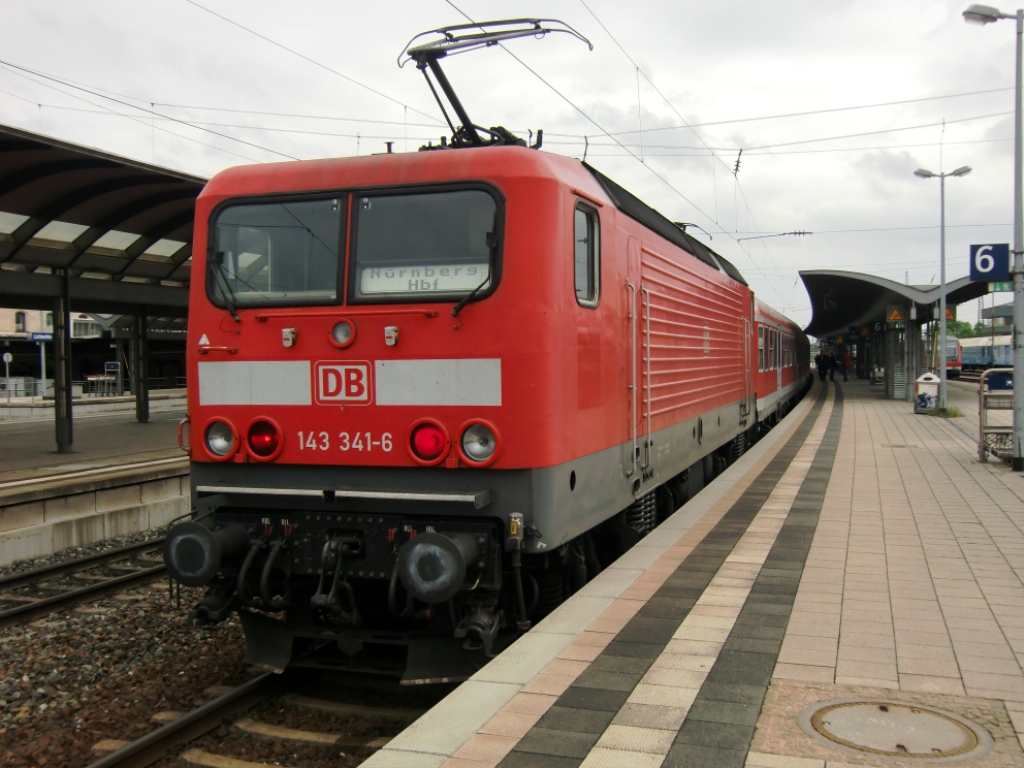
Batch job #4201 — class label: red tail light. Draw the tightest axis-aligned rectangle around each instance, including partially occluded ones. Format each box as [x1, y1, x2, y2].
[248, 419, 282, 459]
[412, 424, 446, 459]
[408, 420, 450, 466]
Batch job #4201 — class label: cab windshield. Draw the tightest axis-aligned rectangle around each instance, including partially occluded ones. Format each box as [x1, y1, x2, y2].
[350, 188, 500, 303]
[209, 197, 342, 307]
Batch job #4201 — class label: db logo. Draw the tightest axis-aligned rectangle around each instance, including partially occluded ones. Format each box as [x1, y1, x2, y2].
[315, 361, 371, 404]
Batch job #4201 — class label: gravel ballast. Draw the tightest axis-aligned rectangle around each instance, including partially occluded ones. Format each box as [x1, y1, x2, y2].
[0, 533, 456, 768]
[0, 576, 252, 768]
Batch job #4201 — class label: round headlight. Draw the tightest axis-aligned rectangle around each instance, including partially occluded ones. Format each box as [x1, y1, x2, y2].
[205, 420, 235, 456]
[461, 423, 496, 463]
[331, 320, 355, 348]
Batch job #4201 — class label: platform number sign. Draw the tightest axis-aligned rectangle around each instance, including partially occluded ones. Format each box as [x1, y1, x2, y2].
[970, 244, 1010, 282]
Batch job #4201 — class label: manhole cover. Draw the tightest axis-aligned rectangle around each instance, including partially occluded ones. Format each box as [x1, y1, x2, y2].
[798, 699, 994, 762]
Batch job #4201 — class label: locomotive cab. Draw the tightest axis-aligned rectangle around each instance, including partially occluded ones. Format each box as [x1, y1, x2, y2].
[168, 148, 621, 680]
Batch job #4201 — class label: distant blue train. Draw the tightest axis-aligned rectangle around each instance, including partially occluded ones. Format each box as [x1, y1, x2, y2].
[960, 335, 1013, 370]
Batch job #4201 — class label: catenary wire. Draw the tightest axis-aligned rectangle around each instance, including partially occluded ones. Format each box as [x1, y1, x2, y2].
[0, 60, 444, 132]
[0, 63, 268, 165]
[604, 86, 1015, 137]
[9, 99, 1014, 158]
[0, 102, 441, 143]
[440, 2, 736, 247]
[542, 112, 1012, 152]
[0, 59, 297, 160]
[576, 0, 788, 300]
[3, 68, 1007, 161]
[743, 111, 1013, 151]
[443, 0, 790, 306]
[11, 49, 1006, 150]
[182, 0, 442, 125]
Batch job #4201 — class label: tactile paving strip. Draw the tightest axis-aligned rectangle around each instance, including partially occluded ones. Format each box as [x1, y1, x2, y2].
[664, 385, 843, 768]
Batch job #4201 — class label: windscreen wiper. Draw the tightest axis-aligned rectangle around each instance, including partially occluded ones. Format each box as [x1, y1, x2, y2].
[209, 252, 241, 323]
[451, 276, 491, 318]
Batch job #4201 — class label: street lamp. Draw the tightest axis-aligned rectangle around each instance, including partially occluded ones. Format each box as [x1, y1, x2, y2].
[965, 4, 1024, 470]
[914, 165, 972, 411]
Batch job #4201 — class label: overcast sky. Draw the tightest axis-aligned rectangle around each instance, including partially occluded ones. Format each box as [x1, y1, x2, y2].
[0, 0, 1017, 331]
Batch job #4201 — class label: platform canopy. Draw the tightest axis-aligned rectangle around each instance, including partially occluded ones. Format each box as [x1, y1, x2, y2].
[0, 123, 207, 318]
[800, 269, 991, 339]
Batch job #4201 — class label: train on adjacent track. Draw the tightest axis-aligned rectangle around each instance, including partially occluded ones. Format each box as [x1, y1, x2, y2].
[163, 20, 812, 683]
[960, 334, 1013, 371]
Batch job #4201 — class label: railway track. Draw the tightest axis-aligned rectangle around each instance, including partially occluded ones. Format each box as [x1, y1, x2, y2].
[0, 537, 167, 629]
[86, 673, 279, 768]
[86, 672, 430, 768]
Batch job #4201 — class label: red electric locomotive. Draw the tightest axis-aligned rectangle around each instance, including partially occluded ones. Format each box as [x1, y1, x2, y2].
[164, 20, 811, 682]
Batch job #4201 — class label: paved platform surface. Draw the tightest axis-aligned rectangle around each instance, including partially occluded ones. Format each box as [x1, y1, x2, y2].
[365, 379, 1024, 768]
[0, 407, 185, 485]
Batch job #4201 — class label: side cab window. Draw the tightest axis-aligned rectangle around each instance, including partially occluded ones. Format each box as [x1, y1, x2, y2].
[574, 202, 600, 307]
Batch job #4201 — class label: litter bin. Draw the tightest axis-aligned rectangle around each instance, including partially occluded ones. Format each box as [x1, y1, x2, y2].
[914, 372, 940, 413]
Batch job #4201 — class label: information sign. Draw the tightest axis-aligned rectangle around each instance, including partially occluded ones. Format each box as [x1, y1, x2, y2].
[990, 281, 1013, 292]
[970, 244, 1011, 282]
[29, 332, 52, 342]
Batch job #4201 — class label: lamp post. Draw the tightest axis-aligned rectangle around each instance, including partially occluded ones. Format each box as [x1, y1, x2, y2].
[965, 4, 1023, 470]
[914, 165, 972, 411]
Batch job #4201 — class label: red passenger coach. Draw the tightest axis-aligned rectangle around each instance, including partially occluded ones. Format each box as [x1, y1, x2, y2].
[754, 300, 810, 425]
[166, 142, 811, 681]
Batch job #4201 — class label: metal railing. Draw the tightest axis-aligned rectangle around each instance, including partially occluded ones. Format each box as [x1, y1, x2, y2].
[1, 376, 187, 404]
[979, 368, 1015, 462]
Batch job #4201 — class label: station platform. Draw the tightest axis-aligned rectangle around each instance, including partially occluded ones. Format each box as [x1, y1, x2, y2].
[0, 406, 188, 566]
[365, 378, 1024, 768]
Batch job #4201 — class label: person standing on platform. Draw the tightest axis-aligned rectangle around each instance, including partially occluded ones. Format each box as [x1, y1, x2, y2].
[829, 352, 837, 382]
[842, 349, 851, 382]
[815, 352, 826, 382]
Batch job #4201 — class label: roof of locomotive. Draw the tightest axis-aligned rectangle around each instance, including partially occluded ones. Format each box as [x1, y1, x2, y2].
[200, 146, 747, 287]
[582, 164, 747, 286]
[199, 145, 588, 201]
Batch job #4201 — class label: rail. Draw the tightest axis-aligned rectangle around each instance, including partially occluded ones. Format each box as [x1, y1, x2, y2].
[84, 673, 278, 768]
[978, 367, 1014, 462]
[0, 537, 167, 628]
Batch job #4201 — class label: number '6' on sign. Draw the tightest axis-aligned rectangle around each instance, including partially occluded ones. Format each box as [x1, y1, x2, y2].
[970, 244, 1010, 282]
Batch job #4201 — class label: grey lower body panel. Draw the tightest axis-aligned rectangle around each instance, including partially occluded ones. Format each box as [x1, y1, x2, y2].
[191, 398, 752, 553]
